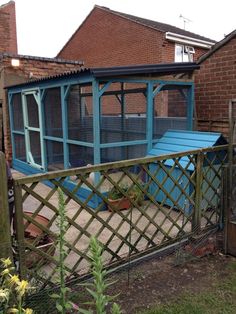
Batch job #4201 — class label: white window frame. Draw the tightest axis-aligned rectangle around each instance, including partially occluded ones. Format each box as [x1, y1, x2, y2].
[175, 44, 195, 62]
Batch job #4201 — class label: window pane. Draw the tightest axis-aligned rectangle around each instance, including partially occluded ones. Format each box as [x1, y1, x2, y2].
[175, 45, 183, 62]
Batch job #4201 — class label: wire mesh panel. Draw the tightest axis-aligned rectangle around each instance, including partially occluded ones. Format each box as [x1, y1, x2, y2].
[13, 145, 227, 287]
[11, 93, 26, 161]
[67, 84, 93, 142]
[68, 144, 94, 168]
[29, 131, 42, 165]
[25, 94, 39, 128]
[168, 89, 187, 117]
[153, 88, 188, 139]
[44, 88, 62, 138]
[101, 145, 147, 163]
[100, 83, 147, 144]
[46, 140, 64, 171]
[14, 134, 26, 162]
[11, 93, 24, 132]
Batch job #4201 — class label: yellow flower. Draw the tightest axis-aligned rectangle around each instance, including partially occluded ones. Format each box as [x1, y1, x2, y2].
[7, 308, 19, 313]
[25, 308, 33, 314]
[1, 268, 10, 276]
[9, 274, 20, 286]
[16, 279, 29, 297]
[1, 257, 12, 268]
[0, 288, 9, 302]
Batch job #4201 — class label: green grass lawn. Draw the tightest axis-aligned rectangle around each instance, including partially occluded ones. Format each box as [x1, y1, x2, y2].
[139, 261, 236, 314]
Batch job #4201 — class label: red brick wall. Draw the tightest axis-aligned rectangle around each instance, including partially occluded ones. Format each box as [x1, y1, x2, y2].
[2, 56, 81, 80]
[0, 1, 17, 53]
[58, 7, 207, 67]
[195, 36, 236, 136]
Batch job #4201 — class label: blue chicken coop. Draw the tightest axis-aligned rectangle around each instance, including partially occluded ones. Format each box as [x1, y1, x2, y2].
[7, 63, 199, 209]
[148, 130, 227, 212]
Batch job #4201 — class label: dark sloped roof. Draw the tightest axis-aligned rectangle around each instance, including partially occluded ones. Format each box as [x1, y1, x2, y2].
[6, 62, 199, 89]
[0, 52, 84, 65]
[97, 5, 216, 43]
[197, 29, 236, 64]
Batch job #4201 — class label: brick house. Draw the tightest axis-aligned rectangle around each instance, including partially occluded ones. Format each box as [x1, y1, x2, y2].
[57, 5, 216, 121]
[195, 29, 236, 137]
[0, 2, 83, 160]
[57, 5, 215, 67]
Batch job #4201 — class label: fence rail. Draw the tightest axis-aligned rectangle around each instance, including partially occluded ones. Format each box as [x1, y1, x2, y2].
[1, 145, 228, 286]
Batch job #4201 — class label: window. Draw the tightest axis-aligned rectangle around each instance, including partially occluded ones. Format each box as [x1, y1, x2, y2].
[175, 44, 195, 62]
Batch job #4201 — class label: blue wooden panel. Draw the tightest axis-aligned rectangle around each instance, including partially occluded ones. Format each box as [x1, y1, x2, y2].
[148, 130, 227, 163]
[148, 130, 227, 211]
[149, 164, 192, 210]
[13, 159, 106, 210]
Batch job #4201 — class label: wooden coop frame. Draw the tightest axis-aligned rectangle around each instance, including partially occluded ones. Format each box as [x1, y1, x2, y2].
[7, 62, 198, 179]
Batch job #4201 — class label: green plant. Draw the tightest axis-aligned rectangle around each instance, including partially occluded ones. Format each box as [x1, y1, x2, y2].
[0, 257, 33, 314]
[79, 236, 121, 314]
[129, 185, 144, 206]
[109, 183, 144, 205]
[108, 183, 129, 200]
[50, 188, 73, 313]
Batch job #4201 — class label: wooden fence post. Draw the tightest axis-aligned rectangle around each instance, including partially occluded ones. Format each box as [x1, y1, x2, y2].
[0, 152, 13, 260]
[13, 180, 26, 278]
[192, 152, 203, 233]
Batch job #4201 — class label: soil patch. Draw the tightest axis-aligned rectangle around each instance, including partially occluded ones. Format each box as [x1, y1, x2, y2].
[107, 252, 236, 313]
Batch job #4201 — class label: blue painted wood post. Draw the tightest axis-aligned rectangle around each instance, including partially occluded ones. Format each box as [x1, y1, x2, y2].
[40, 89, 48, 170]
[61, 85, 70, 168]
[92, 79, 101, 166]
[8, 93, 15, 160]
[36, 91, 46, 170]
[121, 82, 126, 160]
[146, 81, 154, 153]
[92, 80, 101, 208]
[187, 83, 194, 130]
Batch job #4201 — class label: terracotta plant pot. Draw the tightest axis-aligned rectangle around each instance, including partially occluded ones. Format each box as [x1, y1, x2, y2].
[108, 197, 132, 211]
[23, 211, 50, 238]
[23, 211, 56, 268]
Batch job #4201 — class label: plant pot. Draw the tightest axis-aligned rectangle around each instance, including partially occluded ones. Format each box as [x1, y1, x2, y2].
[23, 211, 50, 238]
[108, 197, 132, 211]
[23, 212, 56, 268]
[25, 236, 55, 268]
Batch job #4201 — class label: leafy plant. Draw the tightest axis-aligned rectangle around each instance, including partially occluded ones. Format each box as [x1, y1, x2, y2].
[79, 236, 121, 314]
[109, 183, 144, 206]
[129, 185, 144, 206]
[0, 257, 33, 314]
[50, 188, 73, 313]
[108, 183, 129, 200]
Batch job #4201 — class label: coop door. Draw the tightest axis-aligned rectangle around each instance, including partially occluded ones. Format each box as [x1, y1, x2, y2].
[22, 90, 45, 170]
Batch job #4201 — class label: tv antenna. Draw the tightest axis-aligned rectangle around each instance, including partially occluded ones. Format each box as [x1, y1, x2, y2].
[179, 14, 192, 30]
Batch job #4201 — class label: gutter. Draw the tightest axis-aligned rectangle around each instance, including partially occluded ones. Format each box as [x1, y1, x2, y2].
[165, 32, 215, 49]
